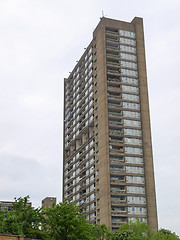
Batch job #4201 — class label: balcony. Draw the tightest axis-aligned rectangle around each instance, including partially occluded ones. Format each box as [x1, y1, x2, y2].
[106, 29, 119, 36]
[109, 147, 123, 155]
[110, 177, 125, 184]
[108, 87, 122, 95]
[79, 175, 86, 182]
[111, 198, 126, 204]
[107, 69, 120, 76]
[79, 165, 86, 172]
[108, 111, 122, 118]
[106, 36, 119, 43]
[106, 46, 119, 55]
[80, 181, 86, 188]
[108, 94, 121, 102]
[110, 188, 126, 195]
[106, 53, 119, 60]
[111, 210, 127, 215]
[109, 125, 122, 135]
[107, 76, 121, 83]
[110, 168, 125, 175]
[109, 121, 123, 128]
[111, 220, 127, 226]
[107, 61, 120, 68]
[109, 130, 122, 137]
[108, 105, 122, 113]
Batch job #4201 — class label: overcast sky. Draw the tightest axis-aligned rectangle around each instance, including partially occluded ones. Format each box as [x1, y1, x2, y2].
[0, 0, 180, 235]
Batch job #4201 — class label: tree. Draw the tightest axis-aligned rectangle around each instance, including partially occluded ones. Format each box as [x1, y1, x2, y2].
[1, 196, 180, 240]
[154, 229, 179, 240]
[113, 219, 154, 240]
[92, 224, 113, 240]
[0, 196, 46, 239]
[0, 196, 113, 240]
[43, 200, 95, 240]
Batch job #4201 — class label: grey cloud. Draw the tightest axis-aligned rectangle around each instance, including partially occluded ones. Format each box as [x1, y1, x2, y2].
[0, 153, 61, 207]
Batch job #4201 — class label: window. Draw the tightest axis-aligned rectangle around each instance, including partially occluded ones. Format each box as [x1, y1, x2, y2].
[96, 142, 98, 147]
[124, 138, 142, 146]
[122, 93, 139, 102]
[97, 179, 99, 185]
[96, 124, 98, 129]
[125, 146, 142, 154]
[97, 198, 100, 205]
[90, 193, 95, 201]
[121, 77, 138, 85]
[96, 133, 98, 138]
[121, 69, 138, 77]
[120, 53, 136, 61]
[119, 30, 136, 38]
[120, 61, 137, 69]
[123, 102, 140, 110]
[120, 38, 136, 46]
[127, 196, 146, 204]
[90, 175, 94, 183]
[127, 186, 145, 194]
[123, 111, 140, 119]
[123, 119, 141, 127]
[120, 45, 136, 53]
[122, 85, 139, 93]
[126, 176, 144, 184]
[90, 184, 94, 192]
[124, 128, 142, 137]
[97, 209, 100, 215]
[126, 166, 144, 174]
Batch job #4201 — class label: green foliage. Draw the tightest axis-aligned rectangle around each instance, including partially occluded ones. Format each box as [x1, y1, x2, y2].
[113, 219, 154, 240]
[43, 200, 95, 240]
[92, 224, 113, 239]
[113, 220, 180, 240]
[0, 196, 180, 240]
[154, 229, 179, 240]
[0, 196, 45, 239]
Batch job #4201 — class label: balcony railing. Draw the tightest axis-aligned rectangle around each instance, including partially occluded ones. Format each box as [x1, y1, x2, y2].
[106, 30, 119, 36]
[110, 179, 125, 183]
[106, 53, 119, 59]
[111, 210, 127, 215]
[111, 221, 127, 226]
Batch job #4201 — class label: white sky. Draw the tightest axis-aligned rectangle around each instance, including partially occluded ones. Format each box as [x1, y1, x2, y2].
[0, 0, 180, 235]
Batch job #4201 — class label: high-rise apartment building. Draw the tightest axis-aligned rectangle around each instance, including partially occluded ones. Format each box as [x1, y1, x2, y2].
[0, 200, 31, 211]
[63, 17, 158, 231]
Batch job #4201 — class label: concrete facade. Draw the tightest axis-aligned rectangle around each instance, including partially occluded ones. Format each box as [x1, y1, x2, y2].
[63, 17, 158, 231]
[42, 197, 56, 208]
